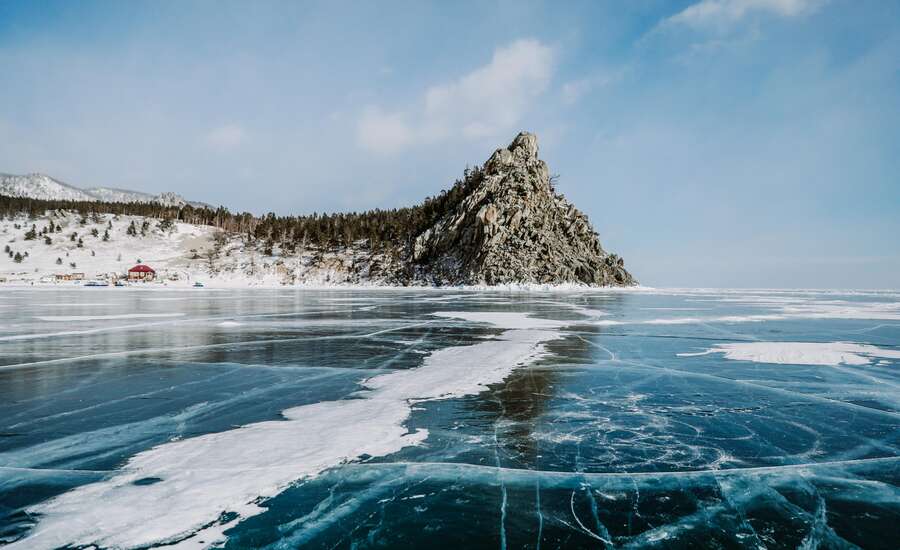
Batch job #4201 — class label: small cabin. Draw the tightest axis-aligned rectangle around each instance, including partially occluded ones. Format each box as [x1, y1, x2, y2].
[128, 264, 156, 282]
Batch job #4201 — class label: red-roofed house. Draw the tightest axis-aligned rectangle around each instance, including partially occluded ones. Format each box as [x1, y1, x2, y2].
[128, 264, 156, 282]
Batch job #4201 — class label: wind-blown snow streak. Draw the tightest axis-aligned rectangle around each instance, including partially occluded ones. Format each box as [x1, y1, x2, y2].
[35, 313, 185, 322]
[679, 341, 900, 366]
[9, 311, 565, 550]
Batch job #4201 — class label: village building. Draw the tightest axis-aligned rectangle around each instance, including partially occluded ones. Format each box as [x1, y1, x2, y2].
[55, 273, 85, 282]
[128, 264, 156, 282]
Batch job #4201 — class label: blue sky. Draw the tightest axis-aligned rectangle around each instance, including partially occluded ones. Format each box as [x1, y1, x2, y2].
[1, 0, 898, 288]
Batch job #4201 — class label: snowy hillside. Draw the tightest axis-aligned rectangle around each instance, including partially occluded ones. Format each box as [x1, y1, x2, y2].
[0, 173, 96, 202]
[0, 210, 402, 287]
[0, 173, 209, 208]
[0, 212, 218, 285]
[83, 186, 156, 204]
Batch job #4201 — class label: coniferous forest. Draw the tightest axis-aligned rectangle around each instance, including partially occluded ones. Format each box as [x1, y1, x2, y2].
[0, 166, 485, 254]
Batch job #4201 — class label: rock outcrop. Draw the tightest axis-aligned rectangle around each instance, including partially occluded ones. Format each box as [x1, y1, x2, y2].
[410, 132, 635, 286]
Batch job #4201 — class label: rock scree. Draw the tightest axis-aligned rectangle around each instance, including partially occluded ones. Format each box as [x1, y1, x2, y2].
[410, 132, 635, 286]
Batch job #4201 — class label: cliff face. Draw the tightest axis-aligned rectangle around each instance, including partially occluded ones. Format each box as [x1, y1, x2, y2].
[410, 132, 635, 286]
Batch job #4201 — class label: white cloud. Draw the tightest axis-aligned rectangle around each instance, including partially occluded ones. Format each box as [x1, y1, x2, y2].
[204, 124, 245, 151]
[357, 39, 554, 154]
[356, 108, 413, 155]
[664, 0, 824, 30]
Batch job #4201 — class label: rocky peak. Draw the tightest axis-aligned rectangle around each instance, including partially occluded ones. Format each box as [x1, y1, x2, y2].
[411, 132, 635, 286]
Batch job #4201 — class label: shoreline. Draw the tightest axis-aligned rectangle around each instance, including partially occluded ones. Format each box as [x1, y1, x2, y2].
[0, 282, 897, 295]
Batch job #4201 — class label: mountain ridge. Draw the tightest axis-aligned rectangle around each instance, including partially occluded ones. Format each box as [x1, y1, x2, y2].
[0, 172, 210, 209]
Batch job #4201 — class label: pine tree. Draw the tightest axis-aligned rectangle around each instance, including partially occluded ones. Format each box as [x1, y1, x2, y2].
[24, 224, 37, 240]
[56, 257, 63, 265]
[103, 230, 110, 241]
[91, 228, 99, 238]
[13, 252, 23, 263]
[77, 238, 84, 248]
[44, 235, 52, 245]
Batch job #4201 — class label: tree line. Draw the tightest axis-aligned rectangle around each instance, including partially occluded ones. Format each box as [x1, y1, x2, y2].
[0, 165, 484, 253]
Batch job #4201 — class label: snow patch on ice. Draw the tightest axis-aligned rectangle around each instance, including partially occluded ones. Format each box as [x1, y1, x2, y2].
[679, 342, 900, 366]
[432, 311, 566, 330]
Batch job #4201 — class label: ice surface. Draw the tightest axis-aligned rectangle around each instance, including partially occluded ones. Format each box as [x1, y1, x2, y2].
[5, 309, 566, 549]
[1, 288, 898, 549]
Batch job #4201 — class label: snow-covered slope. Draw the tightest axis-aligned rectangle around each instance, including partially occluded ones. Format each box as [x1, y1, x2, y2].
[83, 186, 156, 203]
[0, 210, 400, 287]
[0, 173, 96, 202]
[0, 173, 209, 208]
[0, 211, 218, 285]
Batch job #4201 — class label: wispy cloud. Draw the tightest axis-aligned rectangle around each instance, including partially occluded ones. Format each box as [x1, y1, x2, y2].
[662, 0, 824, 31]
[560, 69, 626, 105]
[357, 39, 555, 154]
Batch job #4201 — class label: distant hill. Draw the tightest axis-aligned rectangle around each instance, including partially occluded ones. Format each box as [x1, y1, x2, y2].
[0, 132, 634, 287]
[0, 172, 210, 209]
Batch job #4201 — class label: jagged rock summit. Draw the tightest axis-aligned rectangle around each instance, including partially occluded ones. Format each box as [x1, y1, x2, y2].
[412, 132, 635, 286]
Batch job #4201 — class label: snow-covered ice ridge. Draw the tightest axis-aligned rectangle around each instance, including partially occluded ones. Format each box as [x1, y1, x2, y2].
[7, 311, 567, 549]
[0, 172, 208, 208]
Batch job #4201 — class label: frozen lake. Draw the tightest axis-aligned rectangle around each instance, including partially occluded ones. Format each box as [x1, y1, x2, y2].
[0, 287, 898, 549]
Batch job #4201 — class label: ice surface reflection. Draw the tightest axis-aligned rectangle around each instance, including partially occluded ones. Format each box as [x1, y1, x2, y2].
[0, 287, 898, 548]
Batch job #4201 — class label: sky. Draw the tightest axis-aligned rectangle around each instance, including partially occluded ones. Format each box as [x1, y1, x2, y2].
[1, 0, 898, 288]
